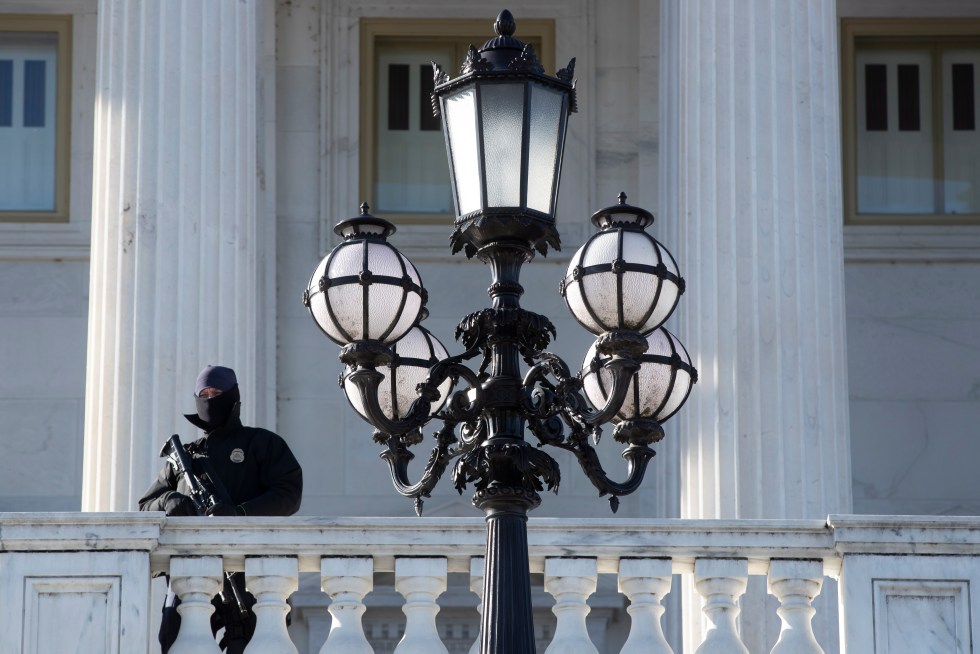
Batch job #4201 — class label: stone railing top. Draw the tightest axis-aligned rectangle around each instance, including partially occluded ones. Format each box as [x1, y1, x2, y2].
[829, 513, 980, 554]
[0, 511, 163, 551]
[2, 513, 979, 577]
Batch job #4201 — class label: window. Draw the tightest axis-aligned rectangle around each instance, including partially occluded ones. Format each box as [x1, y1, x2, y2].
[0, 14, 71, 222]
[360, 18, 555, 224]
[842, 19, 980, 225]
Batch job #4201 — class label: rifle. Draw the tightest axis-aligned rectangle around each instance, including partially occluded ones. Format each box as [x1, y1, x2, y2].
[161, 434, 249, 618]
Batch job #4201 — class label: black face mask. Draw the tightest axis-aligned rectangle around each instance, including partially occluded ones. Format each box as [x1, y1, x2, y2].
[193, 385, 240, 430]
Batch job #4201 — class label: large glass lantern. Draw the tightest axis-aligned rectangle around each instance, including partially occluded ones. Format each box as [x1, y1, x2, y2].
[431, 9, 576, 255]
[343, 311, 452, 422]
[561, 193, 684, 336]
[581, 326, 697, 426]
[303, 203, 426, 346]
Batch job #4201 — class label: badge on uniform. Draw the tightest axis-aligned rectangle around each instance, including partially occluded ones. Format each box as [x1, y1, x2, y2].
[230, 448, 245, 464]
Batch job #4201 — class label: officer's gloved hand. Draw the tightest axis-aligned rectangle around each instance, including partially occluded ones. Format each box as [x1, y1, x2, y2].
[206, 503, 243, 517]
[164, 493, 197, 516]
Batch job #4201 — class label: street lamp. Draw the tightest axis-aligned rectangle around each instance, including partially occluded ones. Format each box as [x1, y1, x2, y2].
[303, 10, 696, 653]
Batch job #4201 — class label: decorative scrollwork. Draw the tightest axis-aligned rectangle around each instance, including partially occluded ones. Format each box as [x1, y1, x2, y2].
[509, 44, 544, 74]
[519, 346, 665, 511]
[378, 421, 474, 516]
[456, 308, 556, 367]
[523, 350, 636, 427]
[461, 45, 494, 75]
[452, 440, 560, 498]
[432, 61, 450, 86]
[556, 57, 576, 83]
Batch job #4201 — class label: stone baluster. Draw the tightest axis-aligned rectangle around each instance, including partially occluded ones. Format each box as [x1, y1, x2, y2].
[767, 560, 826, 654]
[243, 557, 299, 654]
[320, 557, 374, 654]
[468, 557, 485, 654]
[694, 559, 750, 654]
[618, 558, 675, 654]
[169, 557, 224, 654]
[543, 557, 599, 654]
[393, 557, 449, 654]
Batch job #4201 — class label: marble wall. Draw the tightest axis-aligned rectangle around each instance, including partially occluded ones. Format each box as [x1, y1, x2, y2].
[838, 0, 980, 518]
[846, 263, 980, 516]
[0, 0, 97, 511]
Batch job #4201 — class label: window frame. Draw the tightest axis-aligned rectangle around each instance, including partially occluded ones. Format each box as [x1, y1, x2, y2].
[841, 18, 980, 226]
[0, 13, 72, 223]
[359, 17, 555, 225]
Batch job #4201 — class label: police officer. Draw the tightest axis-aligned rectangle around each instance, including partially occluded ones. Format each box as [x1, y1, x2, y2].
[139, 365, 303, 654]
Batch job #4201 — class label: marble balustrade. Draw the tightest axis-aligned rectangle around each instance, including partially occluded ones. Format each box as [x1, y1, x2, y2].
[1, 513, 979, 653]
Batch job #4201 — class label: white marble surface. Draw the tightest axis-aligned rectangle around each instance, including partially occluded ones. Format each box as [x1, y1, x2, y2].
[0, 549, 151, 654]
[841, 555, 980, 654]
[846, 263, 980, 517]
[0, 0, 99, 514]
[1, 514, 980, 653]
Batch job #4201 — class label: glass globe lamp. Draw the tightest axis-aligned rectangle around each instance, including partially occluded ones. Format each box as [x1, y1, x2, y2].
[343, 311, 452, 423]
[581, 326, 697, 434]
[561, 193, 684, 336]
[303, 203, 425, 346]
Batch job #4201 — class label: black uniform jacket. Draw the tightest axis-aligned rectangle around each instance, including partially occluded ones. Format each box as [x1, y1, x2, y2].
[139, 418, 303, 517]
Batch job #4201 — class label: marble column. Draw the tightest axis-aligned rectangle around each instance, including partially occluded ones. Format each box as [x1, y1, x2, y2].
[83, 0, 271, 511]
[659, 0, 851, 651]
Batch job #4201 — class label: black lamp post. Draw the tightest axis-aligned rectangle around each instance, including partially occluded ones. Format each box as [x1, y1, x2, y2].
[303, 10, 696, 653]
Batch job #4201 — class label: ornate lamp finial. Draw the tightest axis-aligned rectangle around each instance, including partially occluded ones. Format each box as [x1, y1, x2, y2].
[494, 9, 516, 37]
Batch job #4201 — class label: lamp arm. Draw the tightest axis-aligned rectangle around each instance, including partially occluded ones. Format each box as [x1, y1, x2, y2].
[377, 420, 479, 515]
[346, 352, 485, 436]
[433, 360, 486, 423]
[527, 417, 655, 513]
[345, 367, 435, 435]
[522, 352, 639, 426]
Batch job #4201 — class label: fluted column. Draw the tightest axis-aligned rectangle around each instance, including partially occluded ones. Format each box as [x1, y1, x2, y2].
[393, 557, 449, 654]
[169, 557, 224, 654]
[84, 0, 269, 511]
[618, 558, 674, 654]
[244, 557, 299, 654]
[320, 557, 374, 654]
[543, 558, 599, 654]
[659, 1, 850, 650]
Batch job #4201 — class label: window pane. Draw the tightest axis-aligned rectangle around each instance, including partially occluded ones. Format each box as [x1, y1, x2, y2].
[855, 48, 934, 214]
[443, 86, 482, 216]
[951, 63, 975, 131]
[418, 65, 439, 131]
[526, 83, 565, 213]
[479, 81, 524, 208]
[943, 50, 980, 214]
[375, 45, 454, 214]
[897, 64, 920, 131]
[387, 64, 409, 131]
[0, 31, 58, 212]
[865, 64, 888, 131]
[23, 59, 46, 127]
[0, 59, 11, 126]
